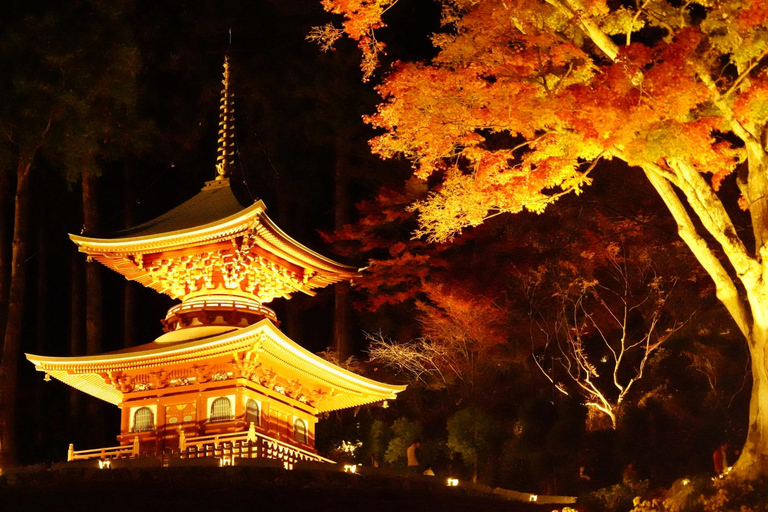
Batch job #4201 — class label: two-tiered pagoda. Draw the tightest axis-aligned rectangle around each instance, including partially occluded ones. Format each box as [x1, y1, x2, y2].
[26, 58, 404, 467]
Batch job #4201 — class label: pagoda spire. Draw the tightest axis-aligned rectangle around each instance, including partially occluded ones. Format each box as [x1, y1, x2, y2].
[215, 55, 235, 180]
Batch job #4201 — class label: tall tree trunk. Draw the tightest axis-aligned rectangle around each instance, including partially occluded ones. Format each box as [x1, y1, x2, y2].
[0, 167, 13, 346]
[333, 145, 352, 362]
[33, 201, 50, 448]
[334, 282, 352, 361]
[732, 294, 768, 479]
[0, 158, 33, 469]
[278, 200, 302, 340]
[124, 283, 137, 349]
[68, 246, 84, 433]
[123, 162, 136, 348]
[82, 172, 102, 356]
[34, 196, 49, 354]
[82, 172, 104, 445]
[640, 163, 765, 478]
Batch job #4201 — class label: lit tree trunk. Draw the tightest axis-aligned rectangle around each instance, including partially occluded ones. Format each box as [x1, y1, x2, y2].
[579, 10, 768, 479]
[0, 157, 33, 468]
[737, 140, 768, 478]
[639, 153, 768, 479]
[738, 317, 768, 479]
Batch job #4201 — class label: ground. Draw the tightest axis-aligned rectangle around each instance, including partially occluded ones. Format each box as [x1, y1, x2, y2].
[0, 464, 560, 511]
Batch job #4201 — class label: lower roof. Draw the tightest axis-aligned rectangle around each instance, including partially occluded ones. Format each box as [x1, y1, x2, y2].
[26, 320, 405, 412]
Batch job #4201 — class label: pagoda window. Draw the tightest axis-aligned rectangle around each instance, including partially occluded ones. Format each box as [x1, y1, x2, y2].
[210, 397, 233, 423]
[245, 399, 261, 426]
[133, 407, 154, 432]
[294, 418, 307, 444]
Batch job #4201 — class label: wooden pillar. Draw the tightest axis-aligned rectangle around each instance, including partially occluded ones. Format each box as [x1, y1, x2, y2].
[197, 392, 205, 434]
[271, 410, 280, 441]
[309, 417, 318, 449]
[119, 405, 130, 440]
[156, 401, 166, 455]
[235, 387, 244, 425]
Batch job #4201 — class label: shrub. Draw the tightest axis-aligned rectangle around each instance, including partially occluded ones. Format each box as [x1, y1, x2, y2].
[582, 479, 650, 512]
[384, 417, 422, 465]
[629, 475, 768, 512]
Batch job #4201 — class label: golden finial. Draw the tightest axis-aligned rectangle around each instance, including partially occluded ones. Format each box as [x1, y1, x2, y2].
[216, 55, 235, 180]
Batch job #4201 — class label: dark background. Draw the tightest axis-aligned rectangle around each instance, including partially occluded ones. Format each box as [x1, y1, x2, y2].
[1, 1, 753, 494]
[4, 0, 439, 465]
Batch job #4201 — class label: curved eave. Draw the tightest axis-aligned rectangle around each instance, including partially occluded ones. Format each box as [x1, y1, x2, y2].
[258, 321, 406, 412]
[69, 200, 269, 255]
[253, 211, 358, 279]
[42, 369, 123, 405]
[26, 320, 405, 412]
[70, 203, 359, 290]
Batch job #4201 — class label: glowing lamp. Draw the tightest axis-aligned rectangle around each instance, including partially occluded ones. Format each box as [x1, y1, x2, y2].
[446, 478, 459, 487]
[343, 464, 358, 474]
[98, 460, 111, 469]
[529, 495, 538, 502]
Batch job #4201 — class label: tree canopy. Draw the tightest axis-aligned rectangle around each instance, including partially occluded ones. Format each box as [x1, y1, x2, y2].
[316, 0, 768, 480]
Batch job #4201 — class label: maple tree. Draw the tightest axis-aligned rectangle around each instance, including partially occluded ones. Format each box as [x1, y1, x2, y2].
[529, 249, 683, 430]
[334, 168, 700, 411]
[316, 0, 768, 479]
[367, 282, 511, 403]
[325, 177, 443, 312]
[332, 167, 735, 483]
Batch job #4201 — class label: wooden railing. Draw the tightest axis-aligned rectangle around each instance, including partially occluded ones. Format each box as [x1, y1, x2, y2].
[68, 437, 138, 461]
[179, 428, 334, 467]
[66, 425, 333, 468]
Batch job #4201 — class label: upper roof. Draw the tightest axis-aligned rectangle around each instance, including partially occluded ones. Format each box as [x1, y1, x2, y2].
[69, 179, 359, 301]
[118, 179, 245, 237]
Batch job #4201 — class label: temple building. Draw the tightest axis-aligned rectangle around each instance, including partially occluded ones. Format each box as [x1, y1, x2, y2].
[25, 57, 405, 467]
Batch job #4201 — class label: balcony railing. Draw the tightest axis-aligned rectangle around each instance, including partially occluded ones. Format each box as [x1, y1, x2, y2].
[66, 424, 332, 468]
[68, 437, 139, 461]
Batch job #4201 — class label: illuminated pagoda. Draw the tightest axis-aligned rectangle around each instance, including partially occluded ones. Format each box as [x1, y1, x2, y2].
[26, 57, 405, 467]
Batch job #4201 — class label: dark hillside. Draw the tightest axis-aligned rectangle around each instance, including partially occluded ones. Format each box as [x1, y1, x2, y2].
[0, 465, 563, 512]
